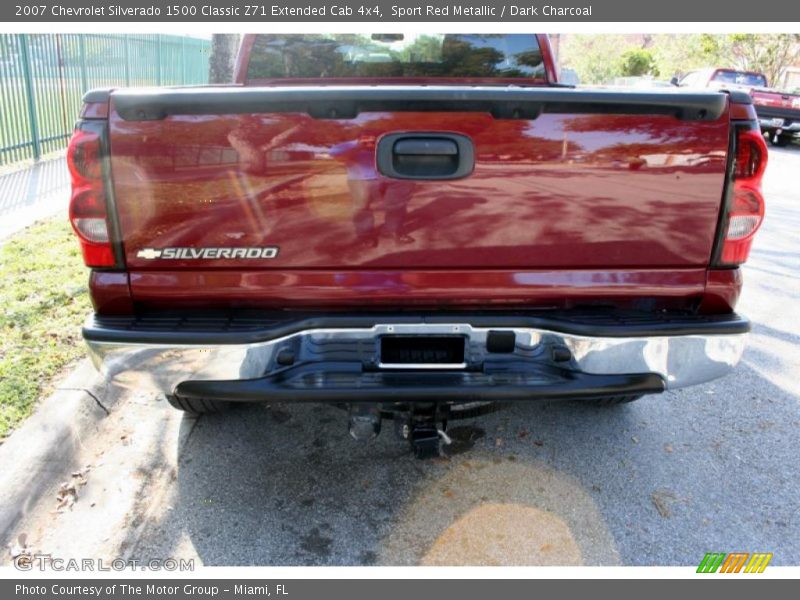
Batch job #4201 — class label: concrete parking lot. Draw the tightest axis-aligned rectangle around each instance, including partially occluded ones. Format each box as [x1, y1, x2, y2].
[1, 146, 798, 567]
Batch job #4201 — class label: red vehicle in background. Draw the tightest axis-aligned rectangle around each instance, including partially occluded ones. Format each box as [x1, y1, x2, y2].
[675, 68, 768, 91]
[750, 88, 800, 146]
[68, 34, 767, 457]
[676, 67, 800, 146]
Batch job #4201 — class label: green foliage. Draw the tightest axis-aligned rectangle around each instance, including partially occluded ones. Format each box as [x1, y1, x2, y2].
[559, 34, 629, 84]
[699, 34, 800, 86]
[620, 49, 660, 77]
[0, 216, 90, 439]
[559, 34, 800, 86]
[650, 35, 716, 79]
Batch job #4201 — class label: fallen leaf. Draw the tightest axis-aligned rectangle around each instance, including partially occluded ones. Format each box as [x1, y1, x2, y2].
[72, 464, 92, 478]
[631, 436, 639, 444]
[56, 483, 77, 512]
[651, 489, 677, 518]
[56, 468, 90, 512]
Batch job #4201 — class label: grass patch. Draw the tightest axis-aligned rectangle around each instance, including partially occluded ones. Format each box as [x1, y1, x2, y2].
[0, 215, 90, 439]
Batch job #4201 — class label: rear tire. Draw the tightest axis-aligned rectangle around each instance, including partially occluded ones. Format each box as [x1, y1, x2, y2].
[166, 394, 230, 415]
[588, 395, 643, 407]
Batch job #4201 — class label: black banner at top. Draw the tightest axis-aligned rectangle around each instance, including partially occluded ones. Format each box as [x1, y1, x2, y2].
[4, 0, 800, 22]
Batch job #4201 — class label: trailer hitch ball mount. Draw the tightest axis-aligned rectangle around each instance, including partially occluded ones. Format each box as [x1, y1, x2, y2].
[348, 402, 451, 459]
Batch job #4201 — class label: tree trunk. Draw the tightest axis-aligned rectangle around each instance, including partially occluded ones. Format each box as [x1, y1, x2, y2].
[208, 34, 241, 84]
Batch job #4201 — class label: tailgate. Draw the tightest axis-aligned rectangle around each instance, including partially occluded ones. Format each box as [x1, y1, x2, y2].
[108, 86, 731, 272]
[751, 90, 800, 120]
[751, 89, 799, 110]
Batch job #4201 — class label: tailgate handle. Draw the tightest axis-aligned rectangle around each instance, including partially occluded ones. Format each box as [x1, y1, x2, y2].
[377, 133, 474, 180]
[394, 139, 458, 156]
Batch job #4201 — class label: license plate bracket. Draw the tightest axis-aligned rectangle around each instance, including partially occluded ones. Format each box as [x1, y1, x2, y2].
[380, 335, 466, 367]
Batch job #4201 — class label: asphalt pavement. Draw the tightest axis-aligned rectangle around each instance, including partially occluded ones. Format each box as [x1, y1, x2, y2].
[1, 146, 798, 567]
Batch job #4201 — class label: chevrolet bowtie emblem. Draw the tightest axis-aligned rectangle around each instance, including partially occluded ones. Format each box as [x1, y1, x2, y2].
[136, 248, 163, 259]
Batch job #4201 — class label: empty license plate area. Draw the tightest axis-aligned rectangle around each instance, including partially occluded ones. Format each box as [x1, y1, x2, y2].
[379, 335, 466, 368]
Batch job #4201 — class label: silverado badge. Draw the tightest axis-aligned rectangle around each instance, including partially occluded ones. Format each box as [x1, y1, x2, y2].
[136, 247, 279, 260]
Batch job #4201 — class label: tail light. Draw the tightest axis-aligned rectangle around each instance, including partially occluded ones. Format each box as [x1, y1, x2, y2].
[67, 127, 115, 267]
[718, 126, 767, 266]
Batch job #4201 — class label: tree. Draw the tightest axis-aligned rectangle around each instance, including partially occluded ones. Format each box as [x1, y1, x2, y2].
[619, 49, 660, 77]
[559, 34, 630, 84]
[699, 34, 800, 86]
[208, 34, 241, 84]
[650, 35, 712, 80]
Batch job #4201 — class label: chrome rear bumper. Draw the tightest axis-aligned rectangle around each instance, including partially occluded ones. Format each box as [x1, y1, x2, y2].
[85, 318, 747, 399]
[759, 118, 800, 132]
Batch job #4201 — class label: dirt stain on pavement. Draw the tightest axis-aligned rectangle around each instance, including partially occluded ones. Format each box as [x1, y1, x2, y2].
[378, 457, 619, 566]
[422, 503, 582, 565]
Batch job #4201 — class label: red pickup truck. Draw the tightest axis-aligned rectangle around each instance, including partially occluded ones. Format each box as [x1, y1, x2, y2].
[677, 67, 800, 146]
[750, 88, 800, 146]
[68, 34, 766, 457]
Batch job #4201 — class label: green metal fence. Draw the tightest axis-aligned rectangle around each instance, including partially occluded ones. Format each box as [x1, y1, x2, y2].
[0, 34, 211, 167]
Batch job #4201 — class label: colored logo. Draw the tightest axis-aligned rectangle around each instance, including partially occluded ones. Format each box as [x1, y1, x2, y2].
[697, 552, 772, 573]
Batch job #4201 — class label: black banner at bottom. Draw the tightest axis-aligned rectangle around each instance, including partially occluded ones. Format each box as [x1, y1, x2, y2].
[2, 579, 795, 600]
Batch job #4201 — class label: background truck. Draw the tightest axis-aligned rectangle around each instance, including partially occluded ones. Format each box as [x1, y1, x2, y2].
[750, 87, 800, 146]
[68, 34, 767, 457]
[675, 67, 768, 91]
[676, 67, 800, 145]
